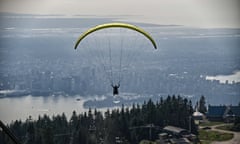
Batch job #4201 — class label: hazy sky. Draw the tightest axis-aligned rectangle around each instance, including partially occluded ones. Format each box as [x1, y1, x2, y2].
[0, 0, 239, 28]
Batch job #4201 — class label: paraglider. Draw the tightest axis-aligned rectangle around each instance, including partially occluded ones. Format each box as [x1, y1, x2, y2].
[74, 22, 157, 96]
[74, 22, 157, 50]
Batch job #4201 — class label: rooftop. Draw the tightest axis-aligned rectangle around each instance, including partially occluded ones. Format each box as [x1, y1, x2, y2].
[163, 126, 188, 134]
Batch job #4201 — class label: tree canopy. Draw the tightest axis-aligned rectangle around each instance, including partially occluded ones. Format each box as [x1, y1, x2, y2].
[0, 95, 198, 144]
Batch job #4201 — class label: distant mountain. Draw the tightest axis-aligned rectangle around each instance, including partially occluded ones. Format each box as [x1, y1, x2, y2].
[0, 12, 63, 17]
[0, 12, 180, 29]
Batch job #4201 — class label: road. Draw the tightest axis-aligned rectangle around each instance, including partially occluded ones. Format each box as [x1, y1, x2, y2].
[210, 124, 240, 144]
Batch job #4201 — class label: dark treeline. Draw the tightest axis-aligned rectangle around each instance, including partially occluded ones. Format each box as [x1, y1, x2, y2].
[0, 95, 198, 144]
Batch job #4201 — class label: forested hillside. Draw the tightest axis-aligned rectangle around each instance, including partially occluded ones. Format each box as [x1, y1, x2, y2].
[0, 95, 198, 144]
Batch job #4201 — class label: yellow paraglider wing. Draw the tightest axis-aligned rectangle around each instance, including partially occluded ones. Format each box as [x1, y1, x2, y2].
[74, 22, 157, 49]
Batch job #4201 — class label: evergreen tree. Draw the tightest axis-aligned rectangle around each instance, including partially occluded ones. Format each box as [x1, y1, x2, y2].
[24, 118, 35, 144]
[2, 95, 199, 144]
[199, 95, 207, 114]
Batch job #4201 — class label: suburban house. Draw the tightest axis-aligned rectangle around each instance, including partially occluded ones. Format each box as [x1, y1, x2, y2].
[206, 105, 240, 122]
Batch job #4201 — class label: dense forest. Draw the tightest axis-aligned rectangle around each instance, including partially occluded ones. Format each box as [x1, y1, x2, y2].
[0, 95, 198, 144]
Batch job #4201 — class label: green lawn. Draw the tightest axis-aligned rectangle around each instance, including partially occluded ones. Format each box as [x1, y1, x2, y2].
[216, 124, 234, 131]
[199, 129, 234, 142]
[217, 124, 240, 132]
[199, 140, 212, 144]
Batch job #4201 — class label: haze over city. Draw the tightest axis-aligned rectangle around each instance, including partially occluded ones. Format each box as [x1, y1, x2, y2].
[0, 1, 240, 144]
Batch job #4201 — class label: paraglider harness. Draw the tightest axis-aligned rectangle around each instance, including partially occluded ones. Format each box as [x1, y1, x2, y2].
[111, 83, 120, 95]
